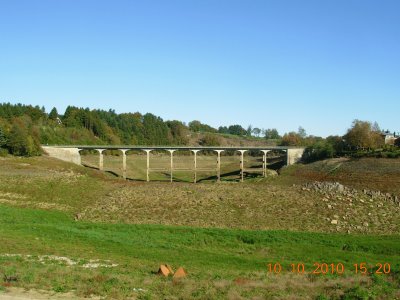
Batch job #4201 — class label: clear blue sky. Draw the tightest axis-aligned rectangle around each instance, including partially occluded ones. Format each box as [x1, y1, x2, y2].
[0, 0, 399, 137]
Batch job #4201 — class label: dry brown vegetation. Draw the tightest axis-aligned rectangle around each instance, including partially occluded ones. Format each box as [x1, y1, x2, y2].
[1, 155, 398, 235]
[280, 157, 400, 196]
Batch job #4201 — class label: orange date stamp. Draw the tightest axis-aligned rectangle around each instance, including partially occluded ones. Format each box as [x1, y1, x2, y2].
[266, 262, 392, 275]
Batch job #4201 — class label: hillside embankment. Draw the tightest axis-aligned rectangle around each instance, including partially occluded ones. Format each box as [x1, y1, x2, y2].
[0, 156, 398, 234]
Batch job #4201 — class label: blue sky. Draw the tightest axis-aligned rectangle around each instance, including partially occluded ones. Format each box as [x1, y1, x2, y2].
[0, 0, 399, 137]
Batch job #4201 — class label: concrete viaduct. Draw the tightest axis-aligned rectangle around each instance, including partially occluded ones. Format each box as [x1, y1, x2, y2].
[42, 146, 304, 183]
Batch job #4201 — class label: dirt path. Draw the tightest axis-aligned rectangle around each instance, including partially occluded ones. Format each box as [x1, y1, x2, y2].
[0, 288, 100, 300]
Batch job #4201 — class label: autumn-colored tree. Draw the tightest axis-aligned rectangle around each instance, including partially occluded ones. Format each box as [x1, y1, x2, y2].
[343, 120, 384, 150]
[280, 132, 302, 146]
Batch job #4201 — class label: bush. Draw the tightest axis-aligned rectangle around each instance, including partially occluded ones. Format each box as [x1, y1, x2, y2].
[199, 133, 221, 146]
[280, 132, 302, 146]
[0, 148, 8, 157]
[7, 121, 41, 156]
[303, 141, 335, 163]
[395, 138, 400, 147]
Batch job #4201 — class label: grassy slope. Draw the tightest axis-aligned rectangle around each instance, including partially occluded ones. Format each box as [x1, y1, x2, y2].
[0, 156, 399, 299]
[1, 205, 399, 299]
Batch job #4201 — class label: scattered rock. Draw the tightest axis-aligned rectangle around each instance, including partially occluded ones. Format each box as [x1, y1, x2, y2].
[158, 264, 173, 277]
[265, 169, 278, 177]
[302, 182, 399, 207]
[173, 267, 187, 279]
[3, 275, 18, 283]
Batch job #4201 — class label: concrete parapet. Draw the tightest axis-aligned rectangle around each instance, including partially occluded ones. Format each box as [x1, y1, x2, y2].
[287, 148, 305, 165]
[42, 146, 81, 165]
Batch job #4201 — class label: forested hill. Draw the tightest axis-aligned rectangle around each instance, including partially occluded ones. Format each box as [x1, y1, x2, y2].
[0, 103, 271, 156]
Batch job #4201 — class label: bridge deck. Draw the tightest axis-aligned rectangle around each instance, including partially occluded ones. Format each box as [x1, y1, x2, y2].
[46, 145, 296, 151]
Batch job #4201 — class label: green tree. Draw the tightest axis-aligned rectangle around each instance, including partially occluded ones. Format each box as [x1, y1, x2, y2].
[298, 126, 307, 138]
[252, 127, 261, 137]
[8, 122, 30, 155]
[218, 126, 229, 134]
[7, 120, 41, 156]
[265, 128, 280, 139]
[166, 120, 189, 145]
[189, 120, 216, 133]
[246, 125, 253, 136]
[49, 107, 59, 120]
[326, 135, 346, 154]
[303, 140, 335, 163]
[228, 124, 246, 136]
[0, 126, 7, 147]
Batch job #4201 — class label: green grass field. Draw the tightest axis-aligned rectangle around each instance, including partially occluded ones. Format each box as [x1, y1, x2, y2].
[0, 156, 399, 299]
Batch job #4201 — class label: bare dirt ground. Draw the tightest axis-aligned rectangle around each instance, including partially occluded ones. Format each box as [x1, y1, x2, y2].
[0, 287, 100, 300]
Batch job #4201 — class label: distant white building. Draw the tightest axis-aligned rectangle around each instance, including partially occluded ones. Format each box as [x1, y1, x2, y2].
[381, 131, 398, 145]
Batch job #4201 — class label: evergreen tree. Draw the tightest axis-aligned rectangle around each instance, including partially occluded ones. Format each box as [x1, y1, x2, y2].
[49, 107, 58, 120]
[0, 126, 7, 147]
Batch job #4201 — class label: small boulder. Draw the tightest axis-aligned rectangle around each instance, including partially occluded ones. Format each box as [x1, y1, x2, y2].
[331, 220, 338, 225]
[265, 169, 278, 177]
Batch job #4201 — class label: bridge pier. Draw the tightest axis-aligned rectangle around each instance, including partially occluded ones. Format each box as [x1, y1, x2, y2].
[238, 150, 247, 182]
[144, 149, 152, 182]
[261, 150, 270, 177]
[96, 149, 105, 171]
[121, 149, 128, 179]
[167, 150, 176, 183]
[191, 150, 200, 183]
[214, 150, 224, 182]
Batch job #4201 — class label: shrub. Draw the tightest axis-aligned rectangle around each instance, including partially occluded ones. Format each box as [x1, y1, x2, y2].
[199, 134, 221, 146]
[303, 141, 335, 163]
[0, 148, 8, 157]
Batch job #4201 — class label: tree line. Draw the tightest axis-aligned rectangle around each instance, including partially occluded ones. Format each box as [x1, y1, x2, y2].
[0, 103, 284, 157]
[0, 103, 398, 158]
